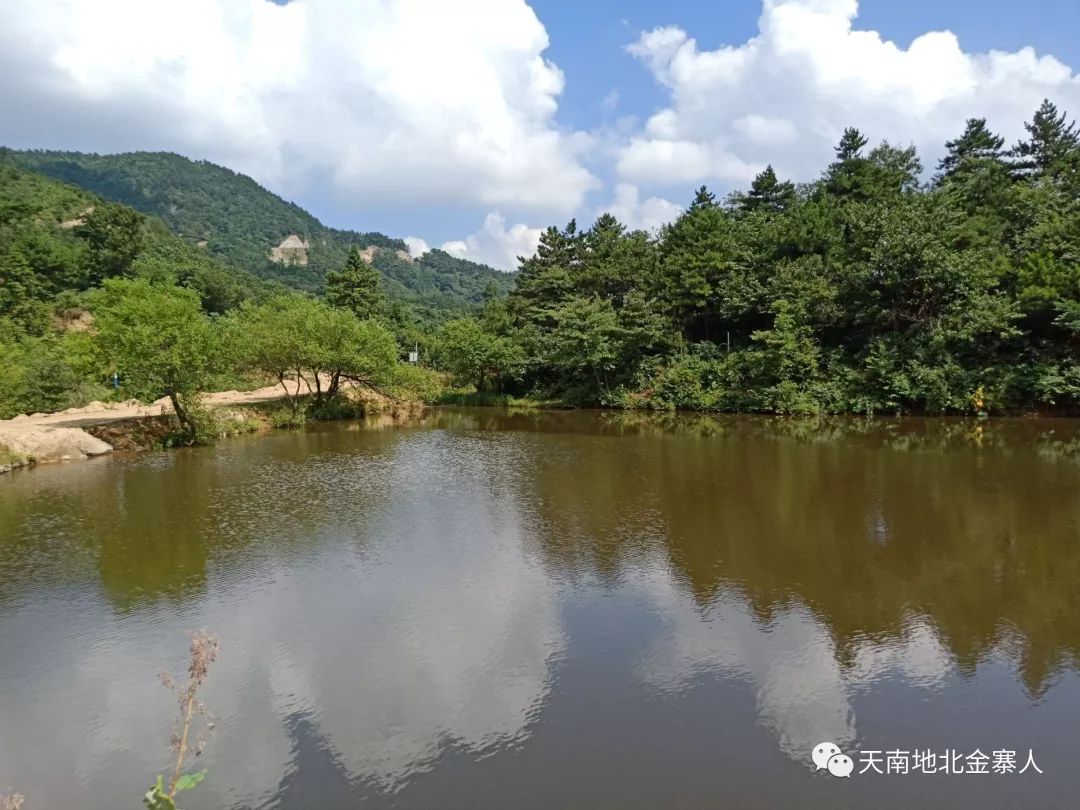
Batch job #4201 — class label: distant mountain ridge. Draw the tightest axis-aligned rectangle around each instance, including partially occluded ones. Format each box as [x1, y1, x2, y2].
[8, 149, 513, 312]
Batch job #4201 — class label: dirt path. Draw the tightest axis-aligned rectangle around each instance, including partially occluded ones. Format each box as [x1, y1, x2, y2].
[2, 379, 311, 430]
[0, 378, 311, 472]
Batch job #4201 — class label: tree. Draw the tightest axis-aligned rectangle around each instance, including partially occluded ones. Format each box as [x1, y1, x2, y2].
[325, 246, 385, 319]
[937, 118, 1007, 182]
[310, 305, 399, 403]
[92, 279, 221, 438]
[436, 317, 524, 392]
[510, 221, 582, 326]
[732, 165, 796, 215]
[76, 203, 144, 285]
[231, 294, 398, 413]
[866, 142, 923, 196]
[934, 118, 1016, 247]
[1013, 99, 1080, 180]
[824, 127, 871, 199]
[658, 186, 736, 340]
[540, 296, 622, 398]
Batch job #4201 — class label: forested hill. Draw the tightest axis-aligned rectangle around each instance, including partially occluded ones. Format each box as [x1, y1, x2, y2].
[6, 149, 513, 310]
[0, 158, 272, 319]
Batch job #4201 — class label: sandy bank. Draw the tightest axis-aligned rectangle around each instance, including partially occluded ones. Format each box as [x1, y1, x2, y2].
[0, 378, 312, 474]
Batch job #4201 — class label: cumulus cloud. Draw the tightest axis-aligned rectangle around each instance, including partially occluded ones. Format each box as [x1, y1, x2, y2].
[440, 212, 543, 271]
[598, 183, 682, 233]
[620, 0, 1080, 189]
[403, 236, 431, 258]
[636, 565, 952, 762]
[0, 0, 596, 214]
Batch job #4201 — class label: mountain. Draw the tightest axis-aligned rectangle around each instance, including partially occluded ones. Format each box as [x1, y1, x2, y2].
[0, 156, 272, 326]
[7, 149, 514, 312]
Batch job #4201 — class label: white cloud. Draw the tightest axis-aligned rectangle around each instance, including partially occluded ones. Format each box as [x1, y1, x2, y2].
[636, 564, 952, 762]
[403, 236, 431, 258]
[0, 0, 597, 214]
[620, 0, 1080, 189]
[440, 212, 542, 271]
[599, 183, 682, 233]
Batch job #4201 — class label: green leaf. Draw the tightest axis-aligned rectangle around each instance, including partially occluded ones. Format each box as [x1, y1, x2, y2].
[143, 775, 176, 810]
[173, 769, 207, 792]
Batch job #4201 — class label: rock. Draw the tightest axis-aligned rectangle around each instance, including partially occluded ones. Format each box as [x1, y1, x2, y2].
[0, 426, 113, 465]
[52, 308, 95, 333]
[269, 234, 310, 265]
[58, 205, 95, 230]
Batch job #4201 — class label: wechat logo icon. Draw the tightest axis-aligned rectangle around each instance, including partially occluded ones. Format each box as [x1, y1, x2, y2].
[812, 742, 853, 777]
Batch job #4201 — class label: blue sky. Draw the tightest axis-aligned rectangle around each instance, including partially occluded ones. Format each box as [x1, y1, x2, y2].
[534, 0, 1080, 133]
[2, 0, 1079, 269]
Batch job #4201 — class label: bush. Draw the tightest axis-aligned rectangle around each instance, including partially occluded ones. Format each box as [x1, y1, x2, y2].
[268, 406, 306, 429]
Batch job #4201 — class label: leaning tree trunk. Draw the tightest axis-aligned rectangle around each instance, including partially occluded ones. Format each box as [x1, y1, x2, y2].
[167, 390, 193, 438]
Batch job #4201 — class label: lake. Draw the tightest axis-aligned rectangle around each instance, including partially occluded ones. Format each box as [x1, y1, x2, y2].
[1, 409, 1079, 809]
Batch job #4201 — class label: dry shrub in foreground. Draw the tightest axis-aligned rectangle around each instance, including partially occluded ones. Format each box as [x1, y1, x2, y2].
[144, 630, 220, 810]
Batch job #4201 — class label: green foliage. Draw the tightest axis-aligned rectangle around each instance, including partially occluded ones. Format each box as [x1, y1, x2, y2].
[434, 99, 1080, 415]
[385, 363, 444, 403]
[144, 775, 176, 810]
[144, 770, 205, 810]
[229, 294, 399, 413]
[8, 149, 514, 313]
[433, 317, 525, 392]
[92, 279, 223, 439]
[5, 100, 1080, 419]
[268, 405, 307, 428]
[0, 327, 109, 419]
[326, 246, 386, 319]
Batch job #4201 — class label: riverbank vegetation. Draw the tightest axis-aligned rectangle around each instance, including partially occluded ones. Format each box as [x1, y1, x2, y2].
[0, 158, 439, 437]
[3, 100, 1079, 423]
[430, 101, 1080, 415]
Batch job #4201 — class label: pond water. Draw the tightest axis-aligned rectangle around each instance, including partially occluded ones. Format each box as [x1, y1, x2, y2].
[1, 409, 1079, 809]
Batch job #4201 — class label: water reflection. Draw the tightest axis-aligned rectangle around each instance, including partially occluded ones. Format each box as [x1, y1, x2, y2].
[1, 411, 1079, 808]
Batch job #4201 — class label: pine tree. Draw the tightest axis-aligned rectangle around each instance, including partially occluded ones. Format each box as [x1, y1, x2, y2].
[824, 128, 871, 199]
[1012, 99, 1080, 179]
[866, 142, 923, 196]
[934, 119, 1015, 239]
[688, 185, 717, 212]
[325, 246, 384, 320]
[936, 118, 1007, 182]
[510, 222, 581, 325]
[658, 186, 732, 340]
[834, 127, 869, 162]
[734, 166, 796, 215]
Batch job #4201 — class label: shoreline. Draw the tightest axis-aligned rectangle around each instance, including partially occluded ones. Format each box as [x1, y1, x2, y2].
[4, 391, 1076, 477]
[0, 376, 418, 475]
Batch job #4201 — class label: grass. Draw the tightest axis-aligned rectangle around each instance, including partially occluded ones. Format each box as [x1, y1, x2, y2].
[435, 389, 553, 408]
[0, 444, 29, 469]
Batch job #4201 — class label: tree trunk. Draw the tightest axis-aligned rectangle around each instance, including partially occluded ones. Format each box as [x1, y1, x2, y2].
[277, 372, 298, 413]
[327, 370, 341, 400]
[168, 390, 191, 436]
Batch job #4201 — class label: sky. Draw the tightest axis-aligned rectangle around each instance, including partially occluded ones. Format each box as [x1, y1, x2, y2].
[1, 0, 1079, 270]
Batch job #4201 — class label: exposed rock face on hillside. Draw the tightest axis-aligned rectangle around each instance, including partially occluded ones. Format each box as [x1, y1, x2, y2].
[58, 205, 95, 229]
[355, 245, 413, 264]
[52, 308, 94, 332]
[270, 234, 310, 265]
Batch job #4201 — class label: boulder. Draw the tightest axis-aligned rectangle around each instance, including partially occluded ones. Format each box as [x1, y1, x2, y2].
[0, 426, 113, 465]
